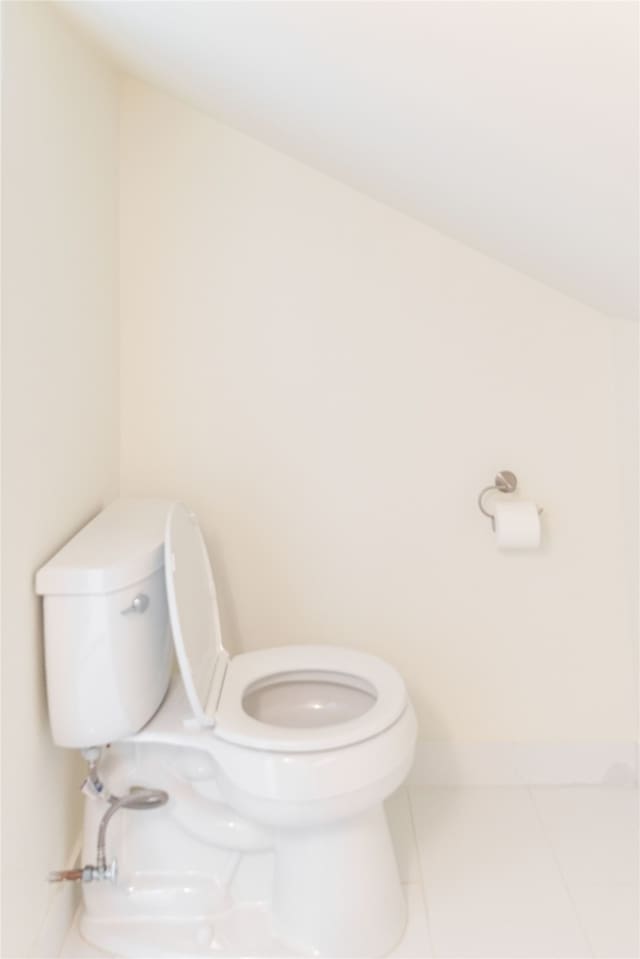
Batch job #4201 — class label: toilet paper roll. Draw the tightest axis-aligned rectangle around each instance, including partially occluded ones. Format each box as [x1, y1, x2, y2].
[494, 500, 541, 549]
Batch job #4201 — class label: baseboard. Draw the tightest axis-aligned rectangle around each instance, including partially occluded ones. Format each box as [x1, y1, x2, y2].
[31, 834, 82, 959]
[408, 739, 638, 786]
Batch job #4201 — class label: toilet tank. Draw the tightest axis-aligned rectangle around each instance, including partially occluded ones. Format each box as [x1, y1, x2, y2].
[35, 498, 174, 749]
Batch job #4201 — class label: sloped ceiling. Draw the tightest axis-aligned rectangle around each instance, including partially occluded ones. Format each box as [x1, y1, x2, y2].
[60, 1, 639, 320]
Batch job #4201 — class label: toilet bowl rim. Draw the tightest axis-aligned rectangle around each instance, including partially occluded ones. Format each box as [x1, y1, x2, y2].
[214, 644, 408, 753]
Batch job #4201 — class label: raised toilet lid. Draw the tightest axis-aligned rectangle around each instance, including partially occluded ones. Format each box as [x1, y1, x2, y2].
[165, 503, 229, 727]
[165, 504, 408, 749]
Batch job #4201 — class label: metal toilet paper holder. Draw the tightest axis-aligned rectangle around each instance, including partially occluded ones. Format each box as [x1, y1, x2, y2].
[477, 470, 543, 531]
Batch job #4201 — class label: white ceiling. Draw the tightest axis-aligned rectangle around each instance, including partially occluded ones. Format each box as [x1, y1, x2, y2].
[60, 1, 639, 320]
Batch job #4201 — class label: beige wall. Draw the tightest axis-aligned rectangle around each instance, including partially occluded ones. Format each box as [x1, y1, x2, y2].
[120, 78, 637, 749]
[1, 4, 119, 955]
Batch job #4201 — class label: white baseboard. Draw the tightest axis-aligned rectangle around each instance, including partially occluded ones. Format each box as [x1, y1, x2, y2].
[408, 740, 638, 786]
[31, 835, 82, 959]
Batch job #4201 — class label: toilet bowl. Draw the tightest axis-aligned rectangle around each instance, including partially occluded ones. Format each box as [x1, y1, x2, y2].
[36, 498, 417, 958]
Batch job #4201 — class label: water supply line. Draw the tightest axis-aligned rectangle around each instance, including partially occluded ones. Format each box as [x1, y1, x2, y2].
[49, 748, 169, 884]
[81, 745, 113, 802]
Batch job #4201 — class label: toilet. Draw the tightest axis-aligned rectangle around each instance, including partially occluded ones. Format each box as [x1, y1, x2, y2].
[36, 498, 417, 958]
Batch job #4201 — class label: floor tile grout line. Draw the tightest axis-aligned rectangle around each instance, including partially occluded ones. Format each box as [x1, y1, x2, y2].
[406, 785, 437, 959]
[526, 785, 597, 959]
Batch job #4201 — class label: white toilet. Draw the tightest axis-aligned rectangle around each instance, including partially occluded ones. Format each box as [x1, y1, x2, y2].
[36, 498, 417, 958]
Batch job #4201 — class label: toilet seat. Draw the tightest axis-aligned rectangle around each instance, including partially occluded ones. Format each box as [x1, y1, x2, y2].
[164, 503, 408, 754]
[215, 644, 407, 752]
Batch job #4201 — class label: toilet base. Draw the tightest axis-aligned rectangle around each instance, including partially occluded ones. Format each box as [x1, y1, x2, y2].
[273, 803, 406, 958]
[80, 904, 302, 958]
[77, 803, 406, 958]
[77, 745, 410, 957]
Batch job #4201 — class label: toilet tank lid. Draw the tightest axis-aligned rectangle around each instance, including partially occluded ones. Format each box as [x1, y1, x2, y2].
[35, 498, 174, 596]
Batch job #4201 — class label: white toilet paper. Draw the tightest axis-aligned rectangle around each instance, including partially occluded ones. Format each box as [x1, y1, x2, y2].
[493, 500, 541, 549]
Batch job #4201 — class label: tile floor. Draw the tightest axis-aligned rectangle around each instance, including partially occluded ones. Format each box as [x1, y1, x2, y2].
[62, 785, 639, 959]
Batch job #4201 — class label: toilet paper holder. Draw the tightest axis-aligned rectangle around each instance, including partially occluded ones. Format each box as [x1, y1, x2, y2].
[477, 470, 543, 530]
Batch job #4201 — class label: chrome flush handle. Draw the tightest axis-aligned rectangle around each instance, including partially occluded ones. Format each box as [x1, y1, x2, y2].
[120, 593, 149, 616]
